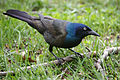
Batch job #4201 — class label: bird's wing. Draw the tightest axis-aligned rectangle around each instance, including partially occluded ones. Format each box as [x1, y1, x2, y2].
[38, 15, 68, 47]
[4, 9, 68, 47]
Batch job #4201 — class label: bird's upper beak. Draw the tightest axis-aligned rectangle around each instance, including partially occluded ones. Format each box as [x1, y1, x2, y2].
[88, 30, 100, 37]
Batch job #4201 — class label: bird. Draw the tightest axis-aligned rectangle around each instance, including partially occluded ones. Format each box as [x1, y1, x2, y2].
[3, 9, 100, 63]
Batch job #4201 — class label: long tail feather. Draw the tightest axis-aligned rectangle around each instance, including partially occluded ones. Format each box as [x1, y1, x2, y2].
[3, 9, 32, 23]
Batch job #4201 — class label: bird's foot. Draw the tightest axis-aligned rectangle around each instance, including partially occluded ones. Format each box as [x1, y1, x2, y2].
[68, 48, 84, 58]
[74, 52, 84, 58]
[55, 57, 65, 64]
[49, 46, 65, 64]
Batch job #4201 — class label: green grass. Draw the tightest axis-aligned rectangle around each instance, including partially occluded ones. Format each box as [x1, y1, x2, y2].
[0, 0, 120, 79]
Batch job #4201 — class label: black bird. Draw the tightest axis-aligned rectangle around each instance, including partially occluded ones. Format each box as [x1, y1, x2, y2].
[3, 9, 100, 62]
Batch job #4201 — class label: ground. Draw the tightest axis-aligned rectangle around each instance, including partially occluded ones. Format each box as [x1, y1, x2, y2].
[0, 0, 120, 79]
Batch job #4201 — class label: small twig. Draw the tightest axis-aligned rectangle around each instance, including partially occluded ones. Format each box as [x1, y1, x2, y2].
[94, 47, 120, 74]
[85, 47, 97, 57]
[94, 47, 120, 78]
[0, 47, 120, 76]
[0, 71, 14, 76]
[0, 55, 76, 76]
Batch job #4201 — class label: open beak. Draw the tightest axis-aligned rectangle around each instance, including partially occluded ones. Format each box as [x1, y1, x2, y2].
[88, 30, 100, 37]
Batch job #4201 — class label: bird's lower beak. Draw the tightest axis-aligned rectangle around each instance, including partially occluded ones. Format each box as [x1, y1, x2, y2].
[88, 30, 100, 37]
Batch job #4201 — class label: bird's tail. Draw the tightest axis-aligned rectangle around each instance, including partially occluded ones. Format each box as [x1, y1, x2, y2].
[3, 9, 48, 34]
[3, 9, 33, 24]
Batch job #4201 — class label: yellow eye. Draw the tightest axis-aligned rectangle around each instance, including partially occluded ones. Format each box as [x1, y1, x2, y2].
[83, 27, 87, 31]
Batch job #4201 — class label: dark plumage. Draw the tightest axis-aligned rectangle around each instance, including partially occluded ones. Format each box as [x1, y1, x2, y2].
[3, 9, 100, 62]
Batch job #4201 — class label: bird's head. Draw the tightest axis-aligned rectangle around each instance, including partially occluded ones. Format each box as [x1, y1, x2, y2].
[75, 23, 100, 38]
[66, 23, 100, 38]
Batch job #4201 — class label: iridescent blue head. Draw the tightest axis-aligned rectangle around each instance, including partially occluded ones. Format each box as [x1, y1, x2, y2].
[66, 22, 100, 38]
[63, 22, 100, 48]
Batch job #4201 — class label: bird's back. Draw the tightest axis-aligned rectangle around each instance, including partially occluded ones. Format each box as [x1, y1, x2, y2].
[43, 19, 69, 47]
[3, 9, 69, 47]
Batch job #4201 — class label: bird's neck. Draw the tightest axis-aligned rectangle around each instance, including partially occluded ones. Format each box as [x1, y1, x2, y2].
[61, 23, 83, 48]
[62, 35, 82, 48]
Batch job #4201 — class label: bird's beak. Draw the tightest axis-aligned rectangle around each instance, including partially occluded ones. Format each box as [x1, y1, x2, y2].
[88, 30, 100, 37]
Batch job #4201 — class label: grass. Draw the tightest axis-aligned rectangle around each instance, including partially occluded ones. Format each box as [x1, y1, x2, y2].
[0, 0, 120, 79]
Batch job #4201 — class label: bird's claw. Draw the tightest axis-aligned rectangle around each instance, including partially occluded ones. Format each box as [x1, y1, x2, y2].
[74, 52, 84, 58]
[68, 48, 84, 58]
[56, 57, 65, 64]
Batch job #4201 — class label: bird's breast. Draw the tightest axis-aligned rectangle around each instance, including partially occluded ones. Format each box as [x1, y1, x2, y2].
[61, 35, 82, 48]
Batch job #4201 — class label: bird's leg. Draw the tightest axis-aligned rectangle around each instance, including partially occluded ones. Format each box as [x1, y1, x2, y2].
[49, 46, 64, 63]
[68, 48, 84, 58]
